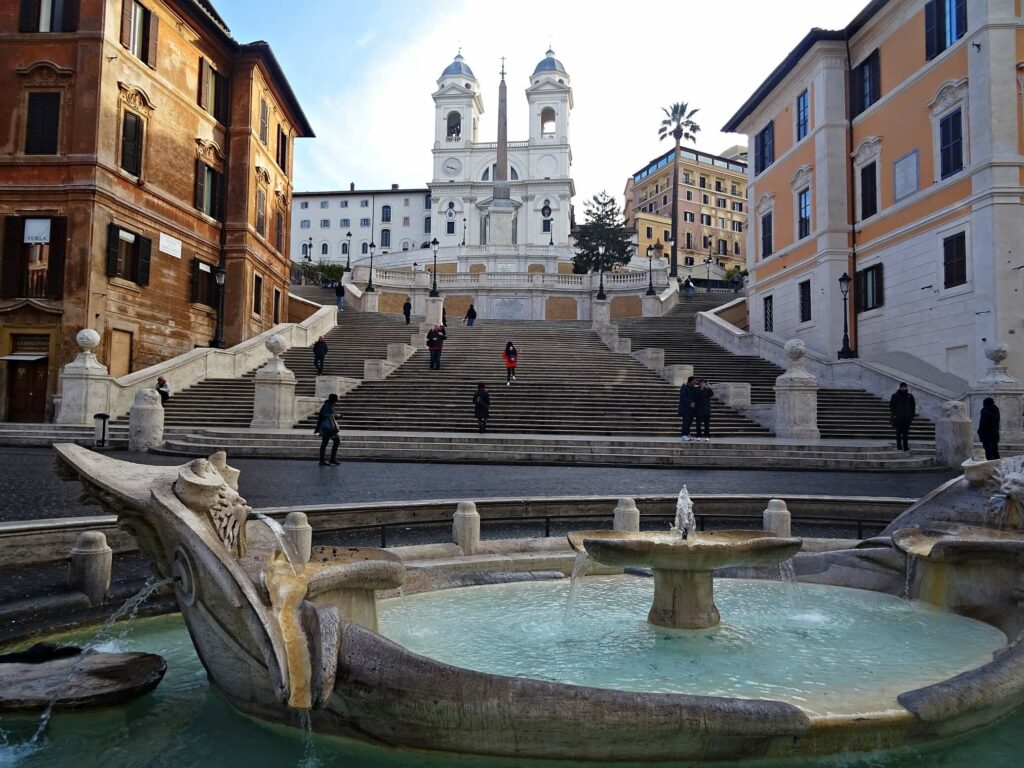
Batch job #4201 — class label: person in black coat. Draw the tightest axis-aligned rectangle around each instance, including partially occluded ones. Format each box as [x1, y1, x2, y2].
[473, 383, 490, 432]
[694, 380, 714, 442]
[678, 376, 697, 441]
[402, 298, 412, 325]
[464, 304, 478, 327]
[312, 335, 328, 375]
[426, 324, 447, 370]
[314, 394, 340, 466]
[978, 397, 1001, 460]
[889, 382, 917, 452]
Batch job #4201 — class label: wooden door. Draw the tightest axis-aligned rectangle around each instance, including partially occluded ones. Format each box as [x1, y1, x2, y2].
[109, 330, 133, 378]
[7, 359, 48, 422]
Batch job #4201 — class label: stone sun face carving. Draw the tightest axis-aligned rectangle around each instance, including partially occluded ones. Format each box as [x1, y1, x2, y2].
[173, 454, 251, 557]
[985, 455, 1024, 530]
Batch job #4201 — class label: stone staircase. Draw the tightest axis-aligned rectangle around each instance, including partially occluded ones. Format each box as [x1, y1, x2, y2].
[616, 297, 936, 441]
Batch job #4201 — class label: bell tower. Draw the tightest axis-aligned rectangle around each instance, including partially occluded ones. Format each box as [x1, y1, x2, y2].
[432, 52, 484, 184]
[526, 48, 572, 146]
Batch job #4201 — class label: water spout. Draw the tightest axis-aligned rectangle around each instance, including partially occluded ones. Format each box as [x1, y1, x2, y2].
[671, 486, 696, 540]
[249, 511, 300, 575]
[904, 554, 918, 601]
[778, 559, 801, 608]
[297, 709, 322, 768]
[563, 552, 590, 623]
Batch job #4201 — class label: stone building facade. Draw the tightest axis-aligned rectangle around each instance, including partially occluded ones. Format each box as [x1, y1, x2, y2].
[0, 0, 312, 421]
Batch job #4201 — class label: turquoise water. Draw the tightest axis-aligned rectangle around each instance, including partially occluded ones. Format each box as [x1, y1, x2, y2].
[0, 580, 1020, 768]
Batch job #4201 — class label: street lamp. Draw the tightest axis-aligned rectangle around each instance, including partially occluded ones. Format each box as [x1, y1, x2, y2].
[461, 217, 467, 247]
[211, 267, 226, 348]
[304, 236, 313, 263]
[429, 237, 440, 297]
[703, 245, 714, 293]
[344, 231, 352, 271]
[645, 245, 656, 295]
[365, 241, 376, 292]
[596, 244, 607, 300]
[837, 272, 857, 359]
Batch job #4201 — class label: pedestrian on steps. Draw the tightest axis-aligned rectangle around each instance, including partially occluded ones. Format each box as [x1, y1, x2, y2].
[503, 341, 519, 385]
[978, 397, 1001, 460]
[313, 335, 328, 375]
[464, 304, 478, 327]
[678, 375, 697, 441]
[427, 324, 447, 370]
[314, 394, 341, 466]
[156, 376, 171, 405]
[473, 383, 490, 432]
[683, 277, 695, 297]
[694, 379, 714, 442]
[334, 283, 345, 312]
[889, 382, 917, 452]
[403, 298, 412, 325]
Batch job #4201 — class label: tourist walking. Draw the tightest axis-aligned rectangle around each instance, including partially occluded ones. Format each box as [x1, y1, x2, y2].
[156, 376, 171, 405]
[694, 379, 714, 442]
[678, 375, 697, 441]
[683, 277, 695, 297]
[314, 394, 341, 466]
[473, 383, 491, 433]
[503, 341, 519, 385]
[978, 397, 1001, 460]
[403, 298, 412, 325]
[464, 304, 478, 327]
[426, 324, 447, 370]
[889, 382, 917, 452]
[442, 308, 448, 328]
[334, 283, 345, 311]
[312, 335, 328, 375]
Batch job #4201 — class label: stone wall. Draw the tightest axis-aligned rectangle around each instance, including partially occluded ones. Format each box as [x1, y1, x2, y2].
[611, 296, 642, 319]
[378, 292, 408, 315]
[545, 297, 577, 320]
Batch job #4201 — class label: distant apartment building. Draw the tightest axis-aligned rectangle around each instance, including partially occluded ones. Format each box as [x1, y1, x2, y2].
[624, 145, 748, 278]
[723, 0, 1023, 384]
[0, 0, 312, 422]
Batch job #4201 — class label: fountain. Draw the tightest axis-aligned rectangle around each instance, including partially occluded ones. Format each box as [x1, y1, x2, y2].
[568, 487, 802, 628]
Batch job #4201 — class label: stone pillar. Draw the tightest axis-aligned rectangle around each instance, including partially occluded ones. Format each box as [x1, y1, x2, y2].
[762, 499, 791, 538]
[935, 400, 973, 466]
[452, 500, 480, 555]
[67, 531, 112, 606]
[425, 296, 444, 326]
[613, 497, 640, 532]
[283, 511, 312, 564]
[968, 343, 1024, 440]
[716, 382, 752, 409]
[591, 299, 610, 329]
[773, 339, 820, 440]
[56, 329, 113, 426]
[362, 291, 379, 313]
[128, 389, 164, 452]
[250, 335, 296, 429]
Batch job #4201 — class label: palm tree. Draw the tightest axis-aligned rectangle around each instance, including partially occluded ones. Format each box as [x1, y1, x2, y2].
[658, 102, 701, 278]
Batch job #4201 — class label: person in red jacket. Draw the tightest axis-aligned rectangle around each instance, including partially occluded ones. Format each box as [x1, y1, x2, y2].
[502, 341, 518, 386]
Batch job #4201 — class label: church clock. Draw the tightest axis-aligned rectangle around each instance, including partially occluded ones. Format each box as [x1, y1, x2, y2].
[443, 158, 462, 177]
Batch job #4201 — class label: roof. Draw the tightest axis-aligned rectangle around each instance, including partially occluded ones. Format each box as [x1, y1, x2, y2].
[295, 188, 431, 197]
[441, 53, 475, 79]
[721, 0, 889, 133]
[533, 48, 567, 76]
[239, 42, 314, 137]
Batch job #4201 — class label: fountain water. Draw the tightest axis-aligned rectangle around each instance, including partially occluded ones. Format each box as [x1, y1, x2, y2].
[563, 551, 591, 623]
[250, 510, 300, 575]
[778, 559, 801, 607]
[671, 485, 697, 539]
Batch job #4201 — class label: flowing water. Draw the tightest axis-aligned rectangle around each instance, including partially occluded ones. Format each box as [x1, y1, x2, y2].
[250, 511, 300, 574]
[778, 559, 801, 608]
[562, 551, 591, 623]
[297, 710, 322, 768]
[904, 554, 918, 600]
[671, 486, 696, 538]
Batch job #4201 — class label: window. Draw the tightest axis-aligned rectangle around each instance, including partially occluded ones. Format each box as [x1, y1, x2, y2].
[190, 258, 216, 306]
[850, 50, 881, 118]
[717, 217, 725, 229]
[259, 98, 268, 145]
[942, 232, 967, 288]
[320, 201, 328, 209]
[197, 58, 228, 123]
[424, 217, 431, 234]
[120, 111, 144, 176]
[540, 107, 556, 137]
[402, 217, 410, 226]
[856, 264, 884, 312]
[715, 181, 723, 192]
[320, 219, 329, 228]
[542, 219, 552, 233]
[797, 187, 811, 239]
[252, 274, 263, 315]
[645, 226, 653, 238]
[341, 242, 349, 255]
[860, 162, 878, 219]
[763, 296, 774, 332]
[760, 213, 773, 258]
[702, 194, 709, 205]
[683, 172, 691, 184]
[699, 177, 706, 189]
[424, 194, 431, 209]
[0, 216, 66, 299]
[255, 190, 267, 237]
[380, 229, 391, 248]
[194, 161, 223, 220]
[446, 221, 455, 235]
[664, 230, 670, 241]
[360, 200, 369, 208]
[796, 89, 809, 141]
[19, 0, 79, 31]
[685, 233, 693, 249]
[446, 110, 462, 138]
[360, 242, 368, 254]
[320, 243, 328, 256]
[275, 125, 288, 174]
[24, 92, 60, 155]
[662, 195, 668, 206]
[381, 205, 391, 223]
[685, 190, 693, 201]
[716, 197, 726, 208]
[404, 198, 409, 206]
[120, 0, 158, 67]
[299, 201, 308, 209]
[754, 122, 774, 175]
[798, 280, 812, 323]
[359, 218, 370, 227]
[105, 223, 151, 285]
[734, 242, 741, 256]
[340, 200, 348, 208]
[731, 184, 739, 196]
[300, 220, 310, 229]
[273, 288, 281, 324]
[274, 212, 284, 252]
[700, 214, 712, 226]
[926, 0, 967, 60]
[717, 238, 727, 255]
[939, 109, 963, 179]
[732, 221, 743, 233]
[732, 202, 744, 212]
[340, 218, 350, 227]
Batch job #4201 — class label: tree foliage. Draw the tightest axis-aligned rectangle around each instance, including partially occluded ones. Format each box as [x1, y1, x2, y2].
[658, 102, 701, 146]
[299, 261, 347, 285]
[572, 192, 633, 274]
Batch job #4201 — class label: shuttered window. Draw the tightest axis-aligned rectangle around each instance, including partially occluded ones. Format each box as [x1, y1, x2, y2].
[259, 99, 269, 145]
[274, 212, 284, 252]
[19, 0, 78, 32]
[275, 125, 288, 174]
[798, 280, 812, 323]
[256, 190, 267, 237]
[925, 0, 967, 60]
[194, 161, 223, 220]
[856, 264, 884, 312]
[942, 232, 967, 289]
[850, 50, 881, 118]
[198, 58, 229, 123]
[753, 122, 774, 175]
[860, 162, 878, 219]
[120, 111, 143, 176]
[191, 258, 216, 306]
[1, 216, 66, 299]
[120, 0, 158, 68]
[25, 92, 60, 155]
[105, 223, 151, 286]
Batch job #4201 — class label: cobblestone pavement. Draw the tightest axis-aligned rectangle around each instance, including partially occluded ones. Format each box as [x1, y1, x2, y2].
[0, 447, 958, 522]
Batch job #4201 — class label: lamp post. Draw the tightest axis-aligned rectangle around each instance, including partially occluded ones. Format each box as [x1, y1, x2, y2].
[837, 272, 857, 359]
[344, 231, 352, 271]
[596, 244, 607, 300]
[547, 218, 554, 246]
[211, 267, 226, 348]
[429, 237, 439, 297]
[703, 245, 714, 292]
[461, 217, 467, 247]
[645, 245, 656, 295]
[365, 241, 376, 292]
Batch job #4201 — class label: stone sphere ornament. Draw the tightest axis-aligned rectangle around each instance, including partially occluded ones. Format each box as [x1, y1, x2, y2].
[784, 338, 807, 362]
[264, 334, 288, 357]
[76, 328, 101, 351]
[985, 343, 1009, 365]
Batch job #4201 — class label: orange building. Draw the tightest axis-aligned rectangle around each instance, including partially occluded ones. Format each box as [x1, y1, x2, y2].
[0, 0, 312, 421]
[723, 0, 1023, 384]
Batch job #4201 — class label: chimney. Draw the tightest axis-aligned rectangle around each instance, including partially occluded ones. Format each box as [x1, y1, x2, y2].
[392, 183, 399, 190]
[349, 182, 355, 191]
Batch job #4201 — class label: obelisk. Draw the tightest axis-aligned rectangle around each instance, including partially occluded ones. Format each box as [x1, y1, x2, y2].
[487, 57, 516, 245]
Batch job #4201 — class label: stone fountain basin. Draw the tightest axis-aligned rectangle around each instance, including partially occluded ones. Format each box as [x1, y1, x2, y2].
[305, 546, 406, 595]
[892, 523, 1024, 561]
[568, 529, 803, 571]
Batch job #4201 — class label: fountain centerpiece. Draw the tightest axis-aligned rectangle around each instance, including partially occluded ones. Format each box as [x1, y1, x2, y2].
[568, 488, 802, 628]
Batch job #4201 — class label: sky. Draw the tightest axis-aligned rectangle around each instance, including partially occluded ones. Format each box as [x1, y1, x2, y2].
[214, 0, 869, 206]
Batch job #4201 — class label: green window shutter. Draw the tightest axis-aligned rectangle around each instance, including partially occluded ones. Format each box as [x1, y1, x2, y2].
[46, 217, 66, 299]
[2, 217, 25, 299]
[106, 223, 120, 276]
[136, 235, 152, 286]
